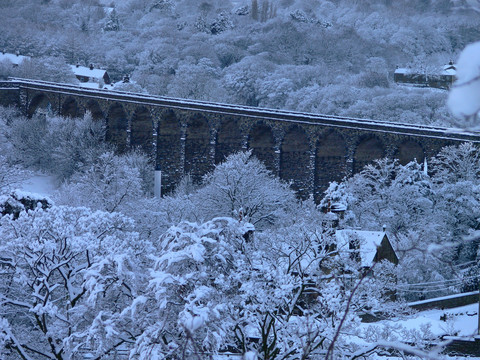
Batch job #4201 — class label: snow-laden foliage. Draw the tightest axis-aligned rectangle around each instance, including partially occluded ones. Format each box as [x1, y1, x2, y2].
[0, 108, 30, 194]
[55, 150, 146, 213]
[7, 111, 110, 182]
[0, 205, 152, 360]
[128, 214, 400, 359]
[192, 151, 296, 227]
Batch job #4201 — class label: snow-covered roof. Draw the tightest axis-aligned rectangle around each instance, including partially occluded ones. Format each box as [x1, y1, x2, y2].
[335, 229, 386, 267]
[70, 65, 107, 80]
[0, 52, 30, 66]
[394, 67, 410, 74]
[441, 63, 456, 76]
[395, 64, 456, 76]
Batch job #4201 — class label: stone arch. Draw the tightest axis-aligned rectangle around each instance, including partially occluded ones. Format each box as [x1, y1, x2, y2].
[185, 115, 211, 184]
[131, 106, 153, 153]
[85, 100, 104, 120]
[353, 136, 385, 174]
[315, 132, 348, 203]
[157, 110, 182, 194]
[106, 103, 128, 152]
[215, 118, 242, 164]
[395, 140, 425, 165]
[280, 126, 310, 199]
[61, 97, 79, 118]
[248, 123, 276, 173]
[27, 93, 52, 118]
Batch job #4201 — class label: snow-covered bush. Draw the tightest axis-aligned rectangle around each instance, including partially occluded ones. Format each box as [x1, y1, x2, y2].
[7, 110, 109, 181]
[55, 150, 146, 213]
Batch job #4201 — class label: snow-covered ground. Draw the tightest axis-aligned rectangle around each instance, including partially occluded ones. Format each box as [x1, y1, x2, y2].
[19, 173, 57, 197]
[375, 303, 478, 338]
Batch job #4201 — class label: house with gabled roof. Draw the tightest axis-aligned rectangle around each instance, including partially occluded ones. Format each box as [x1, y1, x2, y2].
[335, 229, 399, 269]
[70, 63, 111, 85]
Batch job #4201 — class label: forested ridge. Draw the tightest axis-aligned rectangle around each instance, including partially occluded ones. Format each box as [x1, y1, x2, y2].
[1, 0, 479, 126]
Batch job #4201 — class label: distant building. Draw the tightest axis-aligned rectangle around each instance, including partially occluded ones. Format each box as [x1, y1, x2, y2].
[70, 64, 111, 85]
[0, 50, 30, 67]
[394, 62, 456, 90]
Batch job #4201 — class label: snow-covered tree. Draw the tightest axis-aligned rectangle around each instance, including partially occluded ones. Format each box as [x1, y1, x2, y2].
[55, 150, 147, 213]
[0, 205, 151, 360]
[7, 111, 109, 182]
[192, 151, 296, 227]
[129, 215, 375, 359]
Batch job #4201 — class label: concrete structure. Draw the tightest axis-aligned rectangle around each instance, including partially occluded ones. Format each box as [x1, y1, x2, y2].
[1, 78, 480, 202]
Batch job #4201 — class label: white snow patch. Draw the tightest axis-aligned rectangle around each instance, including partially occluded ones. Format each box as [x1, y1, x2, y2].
[18, 174, 57, 197]
[364, 303, 479, 338]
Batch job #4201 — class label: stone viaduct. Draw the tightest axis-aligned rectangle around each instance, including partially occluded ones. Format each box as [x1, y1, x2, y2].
[1, 78, 480, 202]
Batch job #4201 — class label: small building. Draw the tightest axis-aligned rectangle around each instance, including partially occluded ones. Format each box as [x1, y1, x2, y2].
[0, 50, 30, 67]
[70, 64, 111, 85]
[394, 62, 456, 90]
[335, 229, 399, 269]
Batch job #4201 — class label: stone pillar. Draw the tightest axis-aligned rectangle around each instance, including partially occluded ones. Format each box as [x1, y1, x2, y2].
[179, 120, 187, 177]
[209, 125, 217, 171]
[307, 138, 317, 199]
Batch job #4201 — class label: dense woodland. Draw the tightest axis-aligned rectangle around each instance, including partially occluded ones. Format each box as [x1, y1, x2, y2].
[1, 0, 480, 126]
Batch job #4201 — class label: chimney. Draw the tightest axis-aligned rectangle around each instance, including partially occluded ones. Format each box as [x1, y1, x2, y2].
[382, 224, 386, 232]
[15, 51, 19, 56]
[76, 63, 80, 68]
[89, 63, 94, 70]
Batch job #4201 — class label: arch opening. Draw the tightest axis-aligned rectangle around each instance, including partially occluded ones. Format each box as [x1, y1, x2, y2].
[61, 97, 79, 118]
[395, 140, 425, 165]
[85, 100, 104, 121]
[248, 123, 275, 173]
[28, 93, 52, 118]
[131, 107, 153, 153]
[280, 126, 310, 199]
[314, 132, 347, 203]
[215, 119, 242, 164]
[106, 103, 128, 152]
[353, 137, 385, 174]
[185, 115, 211, 184]
[157, 111, 181, 194]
